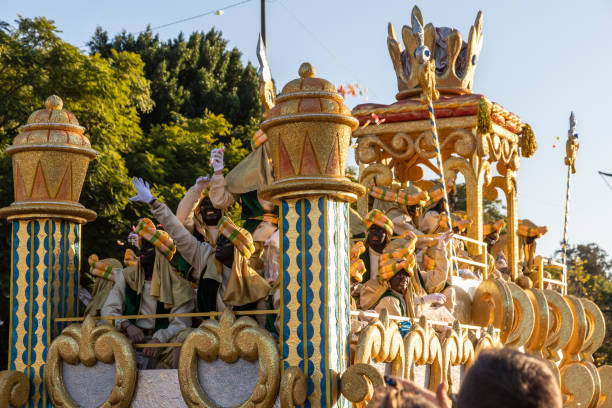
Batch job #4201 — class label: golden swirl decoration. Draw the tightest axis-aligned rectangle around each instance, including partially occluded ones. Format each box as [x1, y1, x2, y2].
[441, 321, 474, 391]
[403, 316, 443, 391]
[354, 310, 405, 378]
[279, 366, 307, 408]
[356, 133, 415, 163]
[470, 279, 514, 344]
[359, 163, 393, 187]
[177, 309, 280, 408]
[598, 365, 612, 408]
[579, 298, 606, 363]
[561, 295, 587, 364]
[504, 281, 535, 348]
[524, 288, 550, 356]
[478, 131, 520, 169]
[340, 363, 385, 403]
[474, 325, 502, 354]
[0, 370, 30, 408]
[45, 316, 137, 408]
[560, 362, 598, 408]
[413, 128, 475, 160]
[542, 290, 574, 363]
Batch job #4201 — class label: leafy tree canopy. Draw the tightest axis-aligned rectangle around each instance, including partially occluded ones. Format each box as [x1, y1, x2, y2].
[87, 26, 261, 144]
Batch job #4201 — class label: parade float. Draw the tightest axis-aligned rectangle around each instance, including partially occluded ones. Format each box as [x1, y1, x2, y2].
[0, 5, 610, 408]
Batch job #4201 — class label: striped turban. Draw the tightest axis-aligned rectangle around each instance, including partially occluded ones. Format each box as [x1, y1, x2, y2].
[364, 209, 393, 236]
[135, 218, 176, 261]
[218, 216, 256, 259]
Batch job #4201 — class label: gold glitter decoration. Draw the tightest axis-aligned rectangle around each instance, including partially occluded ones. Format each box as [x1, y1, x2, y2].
[260, 63, 365, 203]
[339, 363, 384, 403]
[470, 279, 513, 343]
[441, 321, 474, 391]
[354, 309, 405, 377]
[505, 281, 535, 348]
[404, 316, 443, 391]
[177, 309, 280, 408]
[279, 366, 307, 408]
[45, 316, 137, 408]
[0, 370, 30, 407]
[0, 95, 97, 224]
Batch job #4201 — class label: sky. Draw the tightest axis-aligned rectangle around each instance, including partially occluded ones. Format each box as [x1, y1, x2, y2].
[4, 0, 612, 258]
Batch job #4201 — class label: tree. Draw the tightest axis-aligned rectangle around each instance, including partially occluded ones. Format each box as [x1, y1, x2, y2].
[87, 27, 262, 146]
[557, 243, 612, 365]
[0, 16, 153, 369]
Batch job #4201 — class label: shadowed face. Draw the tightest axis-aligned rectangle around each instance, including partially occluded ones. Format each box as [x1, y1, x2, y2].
[215, 234, 234, 267]
[389, 269, 410, 294]
[200, 197, 222, 226]
[140, 240, 156, 267]
[367, 225, 389, 253]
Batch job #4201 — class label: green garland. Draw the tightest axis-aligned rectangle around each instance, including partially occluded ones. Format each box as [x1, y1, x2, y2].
[477, 98, 493, 134]
[520, 123, 537, 158]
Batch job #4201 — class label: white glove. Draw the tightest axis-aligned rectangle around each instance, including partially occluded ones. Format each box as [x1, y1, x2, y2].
[436, 230, 454, 250]
[129, 177, 154, 203]
[265, 229, 279, 249]
[128, 231, 140, 248]
[459, 269, 479, 280]
[195, 175, 210, 189]
[421, 293, 447, 305]
[210, 147, 225, 173]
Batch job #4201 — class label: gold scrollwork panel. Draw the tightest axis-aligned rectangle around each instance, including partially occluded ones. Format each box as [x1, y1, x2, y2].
[471, 279, 514, 344]
[441, 321, 474, 391]
[354, 310, 405, 378]
[597, 365, 612, 408]
[404, 316, 443, 391]
[0, 370, 30, 408]
[340, 363, 385, 404]
[177, 310, 280, 408]
[524, 288, 550, 356]
[279, 366, 307, 408]
[505, 281, 535, 348]
[44, 316, 137, 408]
[560, 362, 598, 408]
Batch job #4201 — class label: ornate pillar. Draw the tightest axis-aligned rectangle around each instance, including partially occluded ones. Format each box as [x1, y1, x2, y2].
[0, 96, 97, 407]
[261, 63, 365, 407]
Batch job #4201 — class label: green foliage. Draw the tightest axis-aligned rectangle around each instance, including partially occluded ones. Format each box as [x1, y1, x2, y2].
[0, 17, 257, 369]
[87, 27, 261, 146]
[454, 183, 506, 223]
[556, 243, 612, 365]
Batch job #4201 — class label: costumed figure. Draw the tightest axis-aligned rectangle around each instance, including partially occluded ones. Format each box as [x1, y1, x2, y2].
[130, 178, 271, 317]
[359, 231, 451, 322]
[483, 219, 506, 279]
[394, 184, 430, 241]
[360, 209, 394, 283]
[84, 255, 122, 316]
[175, 175, 225, 314]
[100, 217, 195, 369]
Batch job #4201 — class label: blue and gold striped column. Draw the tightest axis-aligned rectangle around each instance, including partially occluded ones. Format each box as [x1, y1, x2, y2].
[280, 197, 351, 408]
[0, 96, 97, 407]
[8, 219, 81, 407]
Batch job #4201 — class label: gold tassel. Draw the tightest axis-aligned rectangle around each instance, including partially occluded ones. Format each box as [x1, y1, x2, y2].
[520, 123, 537, 158]
[477, 98, 493, 134]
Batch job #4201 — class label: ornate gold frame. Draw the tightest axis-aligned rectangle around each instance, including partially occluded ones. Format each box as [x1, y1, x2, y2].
[0, 370, 30, 407]
[177, 310, 280, 408]
[44, 316, 137, 408]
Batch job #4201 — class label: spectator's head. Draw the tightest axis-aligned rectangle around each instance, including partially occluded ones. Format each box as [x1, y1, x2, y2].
[369, 385, 438, 408]
[457, 348, 562, 408]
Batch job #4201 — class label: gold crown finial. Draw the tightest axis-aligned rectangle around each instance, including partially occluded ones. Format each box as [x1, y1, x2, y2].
[299, 62, 316, 78]
[388, 6, 484, 99]
[45, 95, 63, 111]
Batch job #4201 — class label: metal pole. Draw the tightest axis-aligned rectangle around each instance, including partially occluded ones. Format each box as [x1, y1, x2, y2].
[412, 16, 458, 274]
[261, 0, 266, 47]
[561, 164, 571, 268]
[562, 111, 579, 292]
